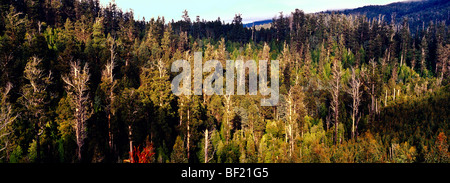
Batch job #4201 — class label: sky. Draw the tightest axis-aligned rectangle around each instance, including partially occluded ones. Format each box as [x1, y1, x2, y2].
[99, 0, 408, 24]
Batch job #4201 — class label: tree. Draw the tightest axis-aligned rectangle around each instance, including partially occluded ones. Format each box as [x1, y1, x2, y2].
[330, 58, 342, 145]
[420, 35, 428, 74]
[139, 64, 174, 142]
[231, 14, 244, 42]
[182, 95, 205, 162]
[365, 58, 380, 123]
[161, 23, 173, 63]
[201, 128, 216, 163]
[399, 18, 410, 67]
[436, 43, 449, 82]
[171, 136, 187, 163]
[99, 36, 117, 157]
[285, 84, 305, 158]
[117, 12, 136, 68]
[20, 57, 52, 162]
[347, 67, 363, 140]
[273, 12, 288, 42]
[55, 95, 76, 162]
[119, 88, 141, 163]
[0, 6, 27, 86]
[181, 9, 191, 33]
[223, 94, 233, 143]
[0, 83, 16, 161]
[138, 35, 175, 146]
[74, 15, 92, 44]
[62, 61, 92, 162]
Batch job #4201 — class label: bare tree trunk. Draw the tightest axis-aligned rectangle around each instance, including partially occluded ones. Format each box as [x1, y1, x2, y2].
[224, 94, 232, 143]
[287, 89, 294, 158]
[347, 68, 362, 140]
[385, 89, 388, 107]
[129, 124, 133, 163]
[331, 59, 341, 145]
[179, 101, 183, 126]
[289, 124, 293, 158]
[106, 39, 117, 157]
[205, 132, 209, 163]
[187, 107, 190, 161]
[334, 98, 339, 145]
[351, 115, 355, 140]
[369, 58, 376, 124]
[108, 112, 113, 156]
[76, 117, 83, 161]
[0, 83, 16, 160]
[35, 121, 40, 163]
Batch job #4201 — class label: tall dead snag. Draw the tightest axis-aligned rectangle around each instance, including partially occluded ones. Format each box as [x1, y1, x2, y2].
[224, 94, 232, 143]
[62, 61, 91, 162]
[368, 58, 377, 123]
[437, 43, 449, 84]
[285, 84, 305, 158]
[0, 83, 16, 160]
[347, 67, 363, 140]
[330, 58, 342, 145]
[21, 57, 52, 162]
[204, 129, 209, 163]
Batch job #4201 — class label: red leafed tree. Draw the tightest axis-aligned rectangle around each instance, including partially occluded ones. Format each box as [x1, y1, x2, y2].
[131, 143, 155, 163]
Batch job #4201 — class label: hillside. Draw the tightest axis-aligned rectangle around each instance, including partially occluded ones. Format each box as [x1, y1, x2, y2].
[0, 0, 448, 164]
[330, 0, 450, 30]
[246, 0, 449, 30]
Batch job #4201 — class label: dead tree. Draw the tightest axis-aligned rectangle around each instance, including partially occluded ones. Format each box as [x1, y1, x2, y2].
[347, 67, 363, 140]
[203, 129, 216, 163]
[62, 61, 91, 162]
[285, 84, 305, 158]
[21, 57, 52, 162]
[0, 83, 16, 160]
[330, 58, 342, 145]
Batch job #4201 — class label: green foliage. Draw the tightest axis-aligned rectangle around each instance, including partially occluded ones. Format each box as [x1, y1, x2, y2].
[8, 145, 23, 163]
[0, 0, 448, 163]
[27, 139, 37, 162]
[170, 136, 187, 163]
[55, 95, 76, 162]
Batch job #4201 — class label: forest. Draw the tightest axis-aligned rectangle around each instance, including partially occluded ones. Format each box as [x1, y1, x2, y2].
[0, 0, 449, 163]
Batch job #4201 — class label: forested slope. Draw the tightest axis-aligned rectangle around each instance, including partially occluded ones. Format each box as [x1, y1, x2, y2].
[0, 0, 448, 163]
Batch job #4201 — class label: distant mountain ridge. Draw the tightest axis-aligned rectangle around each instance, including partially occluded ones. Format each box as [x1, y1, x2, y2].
[243, 19, 272, 28]
[244, 0, 449, 29]
[329, 0, 449, 28]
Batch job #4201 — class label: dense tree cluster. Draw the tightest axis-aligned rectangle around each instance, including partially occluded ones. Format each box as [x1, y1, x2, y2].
[0, 0, 448, 163]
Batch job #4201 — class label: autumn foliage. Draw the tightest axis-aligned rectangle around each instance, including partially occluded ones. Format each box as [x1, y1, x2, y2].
[131, 143, 156, 163]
